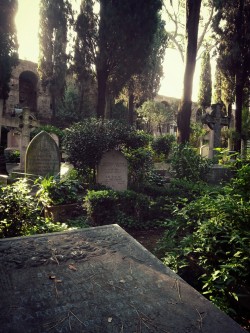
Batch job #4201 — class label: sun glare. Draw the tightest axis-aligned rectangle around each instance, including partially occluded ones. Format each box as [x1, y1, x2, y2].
[15, 0, 40, 63]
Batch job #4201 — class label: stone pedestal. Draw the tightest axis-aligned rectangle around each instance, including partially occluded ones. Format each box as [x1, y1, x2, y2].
[0, 225, 245, 333]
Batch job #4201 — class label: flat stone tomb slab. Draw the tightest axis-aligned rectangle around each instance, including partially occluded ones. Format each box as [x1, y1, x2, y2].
[0, 225, 246, 333]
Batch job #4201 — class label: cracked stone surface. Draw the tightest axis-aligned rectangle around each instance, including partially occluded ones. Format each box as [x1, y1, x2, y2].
[0, 224, 246, 333]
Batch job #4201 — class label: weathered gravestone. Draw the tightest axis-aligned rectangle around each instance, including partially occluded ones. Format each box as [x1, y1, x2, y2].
[97, 150, 128, 191]
[25, 131, 60, 177]
[0, 225, 246, 333]
[202, 103, 230, 159]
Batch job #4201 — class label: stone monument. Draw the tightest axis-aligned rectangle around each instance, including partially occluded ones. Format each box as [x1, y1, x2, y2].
[25, 131, 60, 177]
[202, 103, 230, 159]
[97, 150, 128, 191]
[0, 225, 246, 333]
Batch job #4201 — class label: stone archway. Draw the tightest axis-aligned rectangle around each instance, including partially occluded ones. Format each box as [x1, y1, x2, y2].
[19, 71, 38, 112]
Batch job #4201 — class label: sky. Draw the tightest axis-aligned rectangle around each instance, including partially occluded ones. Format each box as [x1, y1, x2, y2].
[15, 0, 201, 101]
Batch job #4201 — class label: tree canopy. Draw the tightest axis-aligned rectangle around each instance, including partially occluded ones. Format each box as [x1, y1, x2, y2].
[38, 0, 73, 121]
[74, 0, 163, 119]
[212, 0, 250, 152]
[0, 0, 18, 100]
[197, 51, 212, 109]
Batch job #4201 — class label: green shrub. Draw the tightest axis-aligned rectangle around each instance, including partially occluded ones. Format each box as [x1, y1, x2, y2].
[31, 125, 64, 142]
[151, 134, 175, 159]
[84, 190, 119, 225]
[119, 190, 150, 223]
[63, 118, 132, 182]
[4, 149, 20, 163]
[170, 143, 212, 181]
[84, 189, 154, 229]
[160, 190, 250, 318]
[123, 147, 153, 189]
[0, 179, 67, 238]
[36, 176, 85, 206]
[229, 163, 250, 200]
[125, 130, 152, 149]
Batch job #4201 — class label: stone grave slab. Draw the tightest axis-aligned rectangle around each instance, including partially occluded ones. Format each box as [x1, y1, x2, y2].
[0, 225, 246, 333]
[97, 150, 128, 191]
[25, 131, 60, 178]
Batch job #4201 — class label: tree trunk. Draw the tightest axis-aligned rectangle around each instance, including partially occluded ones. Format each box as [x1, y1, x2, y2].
[177, 0, 202, 143]
[233, 0, 245, 153]
[234, 72, 244, 152]
[96, 69, 108, 119]
[128, 93, 134, 125]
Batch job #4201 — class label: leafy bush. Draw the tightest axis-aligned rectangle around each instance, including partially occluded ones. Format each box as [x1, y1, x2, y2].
[123, 147, 153, 189]
[63, 118, 132, 181]
[4, 149, 20, 163]
[151, 134, 175, 159]
[36, 176, 85, 206]
[160, 189, 250, 321]
[228, 163, 250, 200]
[0, 179, 67, 238]
[84, 189, 154, 229]
[171, 143, 212, 181]
[84, 190, 119, 225]
[125, 130, 152, 149]
[31, 125, 64, 142]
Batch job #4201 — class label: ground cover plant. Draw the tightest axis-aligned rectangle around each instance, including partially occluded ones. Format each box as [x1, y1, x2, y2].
[0, 179, 68, 238]
[158, 161, 250, 330]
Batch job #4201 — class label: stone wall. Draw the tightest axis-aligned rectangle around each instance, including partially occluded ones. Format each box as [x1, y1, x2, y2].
[4, 59, 52, 123]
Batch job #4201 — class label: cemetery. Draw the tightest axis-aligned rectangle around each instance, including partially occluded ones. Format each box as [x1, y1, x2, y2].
[1, 1, 250, 332]
[0, 114, 249, 332]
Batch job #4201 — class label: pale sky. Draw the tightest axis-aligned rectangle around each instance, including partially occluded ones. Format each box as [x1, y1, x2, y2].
[15, 0, 201, 101]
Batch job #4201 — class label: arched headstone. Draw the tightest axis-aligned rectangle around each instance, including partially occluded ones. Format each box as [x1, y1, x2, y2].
[97, 150, 128, 191]
[25, 131, 60, 177]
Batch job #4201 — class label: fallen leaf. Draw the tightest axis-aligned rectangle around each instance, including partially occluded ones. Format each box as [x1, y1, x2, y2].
[68, 264, 77, 271]
[49, 275, 56, 280]
[119, 279, 125, 283]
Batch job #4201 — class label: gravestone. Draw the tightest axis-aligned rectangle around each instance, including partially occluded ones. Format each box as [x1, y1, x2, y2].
[202, 103, 230, 158]
[25, 131, 60, 177]
[0, 225, 246, 333]
[97, 150, 128, 191]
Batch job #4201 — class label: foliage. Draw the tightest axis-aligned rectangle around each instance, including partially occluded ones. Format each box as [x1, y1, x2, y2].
[84, 189, 153, 229]
[160, 188, 250, 318]
[35, 176, 85, 206]
[4, 149, 20, 163]
[151, 134, 175, 159]
[212, 0, 250, 151]
[197, 51, 212, 109]
[75, 0, 163, 117]
[0, 0, 19, 99]
[170, 143, 212, 181]
[123, 147, 153, 189]
[122, 15, 168, 113]
[0, 179, 67, 238]
[84, 189, 119, 225]
[125, 130, 152, 150]
[189, 122, 208, 148]
[63, 118, 132, 180]
[31, 125, 64, 142]
[38, 0, 73, 120]
[56, 80, 82, 126]
[226, 162, 250, 201]
[137, 100, 175, 134]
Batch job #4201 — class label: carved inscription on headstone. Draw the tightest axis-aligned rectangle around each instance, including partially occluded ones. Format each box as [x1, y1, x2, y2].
[25, 131, 60, 177]
[97, 150, 128, 191]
